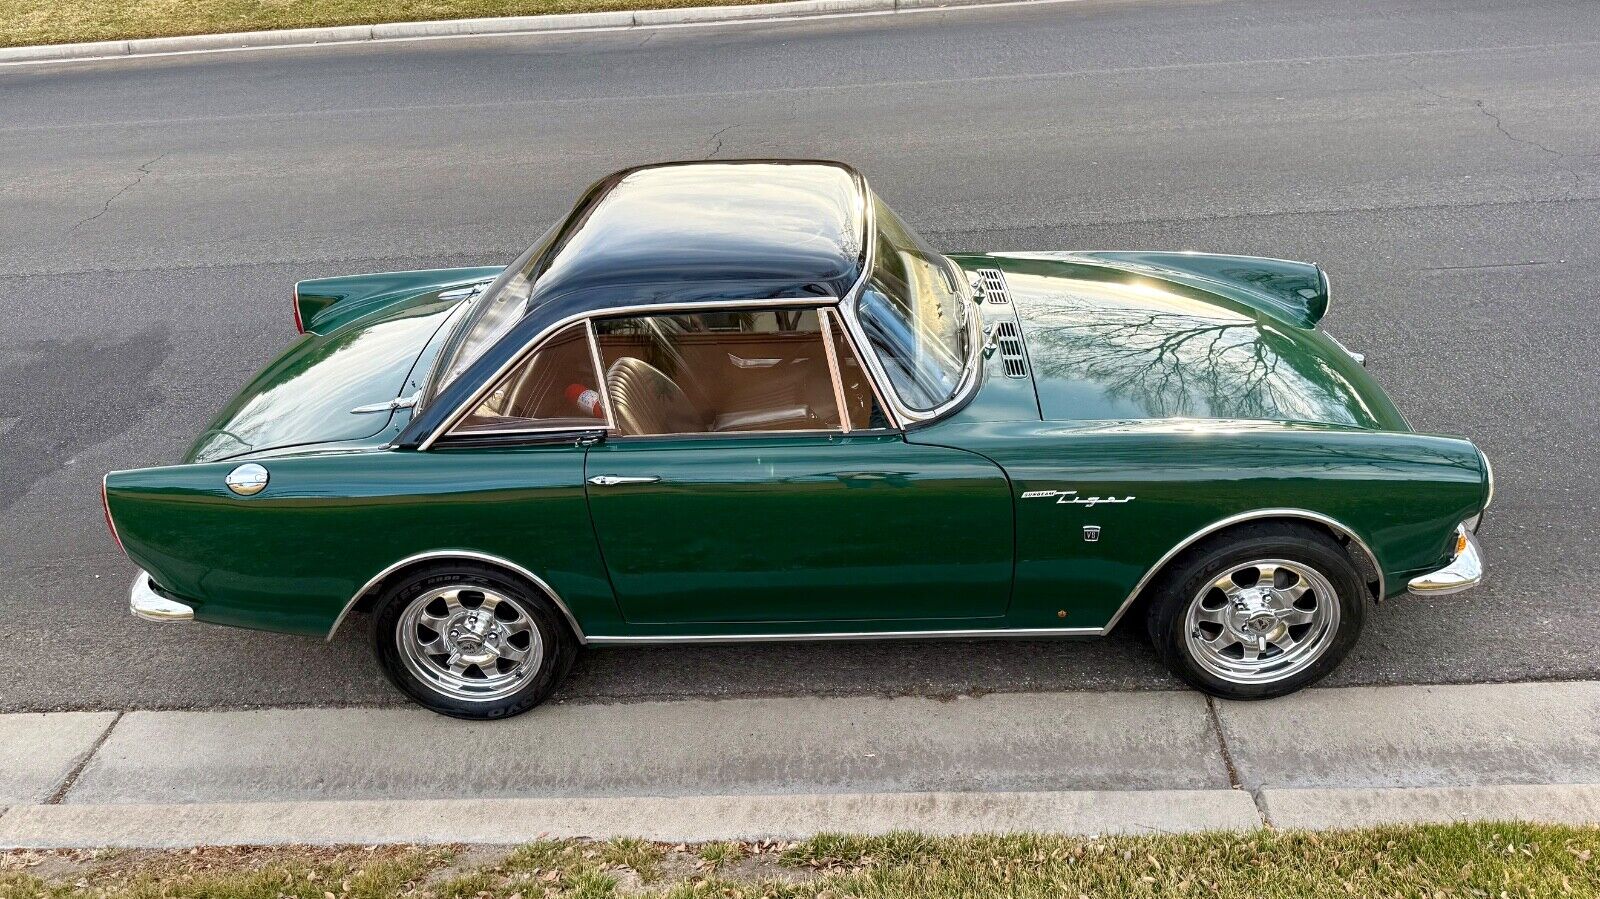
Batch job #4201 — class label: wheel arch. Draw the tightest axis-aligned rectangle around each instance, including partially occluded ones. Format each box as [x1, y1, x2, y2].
[1101, 509, 1384, 635]
[326, 550, 587, 643]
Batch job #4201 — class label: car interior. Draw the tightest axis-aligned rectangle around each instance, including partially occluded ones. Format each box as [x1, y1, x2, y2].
[453, 308, 887, 437]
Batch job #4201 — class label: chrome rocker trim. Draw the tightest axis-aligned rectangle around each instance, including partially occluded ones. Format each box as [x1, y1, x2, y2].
[129, 571, 194, 622]
[1407, 526, 1484, 596]
[584, 627, 1103, 645]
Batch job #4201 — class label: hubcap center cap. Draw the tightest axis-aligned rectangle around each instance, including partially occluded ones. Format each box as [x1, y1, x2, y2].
[446, 610, 499, 658]
[1230, 589, 1281, 635]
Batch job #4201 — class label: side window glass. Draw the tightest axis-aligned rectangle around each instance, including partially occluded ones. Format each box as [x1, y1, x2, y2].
[451, 322, 607, 435]
[824, 310, 892, 430]
[593, 308, 842, 436]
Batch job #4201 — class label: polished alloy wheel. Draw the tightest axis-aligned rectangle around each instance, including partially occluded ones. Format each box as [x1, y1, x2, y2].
[396, 584, 544, 702]
[1182, 558, 1340, 685]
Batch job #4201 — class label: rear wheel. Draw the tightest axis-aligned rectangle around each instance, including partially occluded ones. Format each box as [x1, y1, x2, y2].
[1146, 524, 1366, 699]
[373, 564, 576, 719]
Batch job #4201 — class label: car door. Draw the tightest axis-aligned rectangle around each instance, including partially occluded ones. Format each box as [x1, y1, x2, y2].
[583, 305, 1014, 626]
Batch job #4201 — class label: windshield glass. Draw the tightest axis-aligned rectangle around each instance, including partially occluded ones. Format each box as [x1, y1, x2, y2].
[426, 225, 558, 403]
[855, 195, 971, 412]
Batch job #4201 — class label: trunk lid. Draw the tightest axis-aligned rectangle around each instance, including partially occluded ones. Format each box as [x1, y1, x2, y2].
[186, 271, 493, 463]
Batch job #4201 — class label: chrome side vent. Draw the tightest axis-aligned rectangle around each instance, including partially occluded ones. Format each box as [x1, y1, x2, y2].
[976, 268, 1010, 304]
[995, 320, 1027, 378]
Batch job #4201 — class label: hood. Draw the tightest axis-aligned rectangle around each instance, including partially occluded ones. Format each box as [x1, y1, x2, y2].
[952, 253, 1408, 431]
[186, 288, 468, 463]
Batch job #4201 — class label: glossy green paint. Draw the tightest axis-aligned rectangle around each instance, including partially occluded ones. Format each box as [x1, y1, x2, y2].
[1044, 251, 1330, 328]
[950, 254, 1408, 430]
[108, 252, 1488, 642]
[295, 266, 501, 335]
[584, 433, 1013, 625]
[108, 443, 618, 636]
[188, 268, 494, 463]
[910, 418, 1483, 629]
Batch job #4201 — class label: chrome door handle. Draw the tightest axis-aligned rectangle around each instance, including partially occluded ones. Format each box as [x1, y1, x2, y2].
[587, 475, 661, 487]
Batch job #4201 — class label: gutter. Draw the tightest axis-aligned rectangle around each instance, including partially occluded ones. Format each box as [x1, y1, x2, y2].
[0, 0, 1079, 67]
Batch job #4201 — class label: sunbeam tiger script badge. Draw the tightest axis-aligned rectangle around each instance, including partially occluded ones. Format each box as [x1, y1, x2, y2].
[1021, 489, 1136, 507]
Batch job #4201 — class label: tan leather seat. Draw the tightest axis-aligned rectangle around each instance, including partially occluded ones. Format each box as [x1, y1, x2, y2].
[605, 357, 705, 436]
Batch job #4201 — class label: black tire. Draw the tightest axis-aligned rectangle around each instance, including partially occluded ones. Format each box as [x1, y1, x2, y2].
[1146, 522, 1367, 700]
[372, 563, 577, 719]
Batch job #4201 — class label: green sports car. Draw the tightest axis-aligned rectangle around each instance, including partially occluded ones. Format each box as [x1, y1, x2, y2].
[104, 160, 1490, 719]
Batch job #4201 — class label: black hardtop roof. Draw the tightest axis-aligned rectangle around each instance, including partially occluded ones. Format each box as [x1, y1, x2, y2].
[400, 160, 872, 446]
[524, 160, 869, 315]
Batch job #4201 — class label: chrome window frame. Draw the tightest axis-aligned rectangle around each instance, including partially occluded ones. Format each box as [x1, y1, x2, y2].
[822, 307, 899, 431]
[422, 175, 981, 447]
[425, 296, 889, 448]
[817, 310, 853, 435]
[435, 320, 614, 440]
[834, 186, 984, 427]
[590, 303, 877, 440]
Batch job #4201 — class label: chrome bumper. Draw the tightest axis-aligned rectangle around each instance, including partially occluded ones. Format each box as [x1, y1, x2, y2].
[129, 570, 194, 622]
[1407, 527, 1484, 596]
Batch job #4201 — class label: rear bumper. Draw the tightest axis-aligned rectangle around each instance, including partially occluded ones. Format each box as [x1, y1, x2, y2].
[1407, 527, 1484, 596]
[129, 571, 194, 622]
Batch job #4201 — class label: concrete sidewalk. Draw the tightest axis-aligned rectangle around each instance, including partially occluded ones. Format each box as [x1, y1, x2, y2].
[2, 681, 1598, 846]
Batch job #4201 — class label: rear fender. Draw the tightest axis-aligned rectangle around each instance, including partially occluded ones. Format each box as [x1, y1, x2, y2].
[295, 266, 502, 335]
[104, 447, 619, 637]
[1064, 251, 1330, 328]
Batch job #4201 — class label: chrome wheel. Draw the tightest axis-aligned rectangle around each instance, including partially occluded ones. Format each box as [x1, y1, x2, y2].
[1182, 559, 1340, 685]
[395, 584, 544, 702]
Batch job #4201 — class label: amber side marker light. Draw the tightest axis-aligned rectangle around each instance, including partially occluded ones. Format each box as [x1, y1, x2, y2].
[1455, 529, 1470, 557]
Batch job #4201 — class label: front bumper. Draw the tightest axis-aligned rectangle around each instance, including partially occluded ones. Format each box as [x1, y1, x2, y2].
[129, 570, 194, 622]
[1407, 527, 1484, 596]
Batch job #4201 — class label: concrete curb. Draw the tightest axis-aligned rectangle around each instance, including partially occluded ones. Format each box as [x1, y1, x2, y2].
[4, 785, 1598, 848]
[0, 789, 1263, 848]
[0, 0, 1065, 66]
[1259, 784, 1600, 830]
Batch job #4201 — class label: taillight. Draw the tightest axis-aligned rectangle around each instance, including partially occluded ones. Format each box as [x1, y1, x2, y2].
[102, 476, 126, 557]
[292, 285, 305, 333]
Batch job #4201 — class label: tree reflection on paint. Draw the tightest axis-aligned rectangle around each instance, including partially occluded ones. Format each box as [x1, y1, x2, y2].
[1021, 284, 1379, 427]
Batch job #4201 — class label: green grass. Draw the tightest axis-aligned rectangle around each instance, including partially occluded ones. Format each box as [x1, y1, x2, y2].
[2, 824, 1597, 899]
[695, 840, 747, 871]
[0, 0, 779, 49]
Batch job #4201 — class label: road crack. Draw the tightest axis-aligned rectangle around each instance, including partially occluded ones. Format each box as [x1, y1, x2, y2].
[1403, 75, 1584, 196]
[71, 152, 167, 230]
[703, 124, 742, 159]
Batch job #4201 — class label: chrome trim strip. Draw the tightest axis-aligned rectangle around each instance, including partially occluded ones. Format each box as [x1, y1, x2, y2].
[818, 309, 852, 434]
[129, 571, 194, 622]
[420, 296, 838, 450]
[827, 307, 900, 429]
[836, 293, 981, 427]
[439, 424, 607, 439]
[584, 626, 1102, 645]
[325, 550, 588, 642]
[1407, 526, 1484, 596]
[833, 179, 982, 427]
[586, 320, 619, 432]
[1097, 508, 1388, 635]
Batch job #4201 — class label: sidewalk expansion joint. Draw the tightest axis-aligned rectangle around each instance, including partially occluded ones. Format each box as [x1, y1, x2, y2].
[1205, 696, 1269, 826]
[46, 711, 122, 805]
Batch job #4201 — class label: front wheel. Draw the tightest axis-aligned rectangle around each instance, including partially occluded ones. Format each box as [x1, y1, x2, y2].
[1146, 524, 1366, 700]
[373, 564, 576, 719]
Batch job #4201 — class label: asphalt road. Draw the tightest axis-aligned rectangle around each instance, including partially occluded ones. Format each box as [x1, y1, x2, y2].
[1, 0, 1596, 712]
